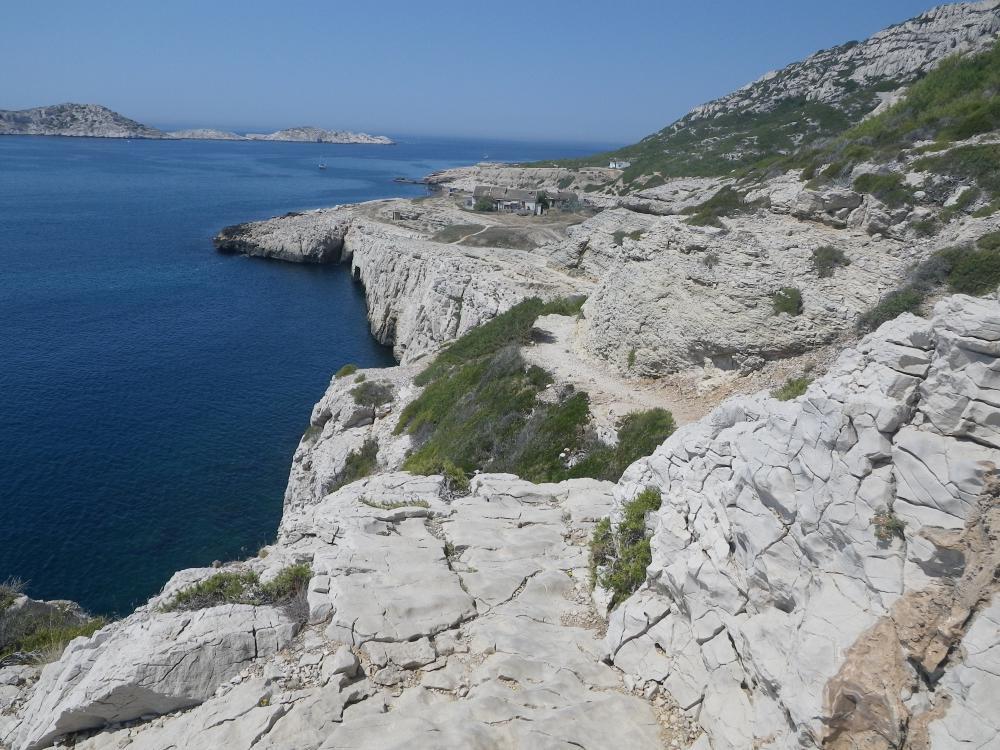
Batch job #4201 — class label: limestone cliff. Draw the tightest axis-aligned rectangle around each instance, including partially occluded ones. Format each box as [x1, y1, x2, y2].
[605, 295, 1000, 748]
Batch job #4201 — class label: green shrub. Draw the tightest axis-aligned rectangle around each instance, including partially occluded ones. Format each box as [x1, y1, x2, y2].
[335, 363, 358, 379]
[473, 196, 494, 212]
[331, 439, 379, 491]
[0, 579, 23, 612]
[403, 455, 470, 494]
[1, 614, 105, 663]
[351, 381, 393, 409]
[772, 287, 803, 316]
[852, 173, 913, 208]
[871, 506, 906, 542]
[946, 247, 1000, 294]
[627, 348, 636, 368]
[568, 409, 676, 483]
[978, 231, 1000, 252]
[161, 564, 311, 613]
[914, 144, 1000, 203]
[556, 175, 574, 189]
[858, 287, 924, 331]
[811, 245, 850, 278]
[773, 377, 811, 401]
[612, 229, 645, 245]
[588, 518, 614, 588]
[591, 488, 663, 606]
[682, 186, 750, 227]
[702, 251, 720, 269]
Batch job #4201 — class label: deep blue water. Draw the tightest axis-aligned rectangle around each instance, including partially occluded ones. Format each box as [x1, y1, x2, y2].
[0, 134, 611, 615]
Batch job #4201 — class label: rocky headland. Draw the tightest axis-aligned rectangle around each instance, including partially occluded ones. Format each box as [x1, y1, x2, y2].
[4, 2, 1000, 748]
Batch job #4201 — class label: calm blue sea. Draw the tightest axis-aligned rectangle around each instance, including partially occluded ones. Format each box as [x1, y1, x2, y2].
[0, 134, 611, 615]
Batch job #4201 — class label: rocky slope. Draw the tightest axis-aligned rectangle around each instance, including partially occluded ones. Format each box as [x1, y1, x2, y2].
[604, 294, 1000, 748]
[0, 104, 164, 139]
[599, 0, 1000, 181]
[244, 126, 394, 145]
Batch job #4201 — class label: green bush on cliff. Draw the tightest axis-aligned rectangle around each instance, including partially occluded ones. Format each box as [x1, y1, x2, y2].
[773, 377, 811, 401]
[590, 488, 662, 606]
[161, 563, 312, 613]
[0, 579, 107, 663]
[331, 438, 379, 491]
[351, 380, 394, 409]
[335, 363, 358, 379]
[772, 287, 803, 316]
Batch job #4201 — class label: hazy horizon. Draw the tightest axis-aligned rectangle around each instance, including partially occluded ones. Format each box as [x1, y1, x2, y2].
[2, 0, 949, 142]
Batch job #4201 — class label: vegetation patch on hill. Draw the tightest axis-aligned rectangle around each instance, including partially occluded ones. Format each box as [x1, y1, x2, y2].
[859, 233, 1000, 330]
[0, 579, 106, 664]
[161, 564, 311, 616]
[589, 487, 662, 606]
[397, 298, 675, 483]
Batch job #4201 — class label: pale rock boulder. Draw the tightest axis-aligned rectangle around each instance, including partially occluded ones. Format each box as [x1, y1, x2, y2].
[10, 605, 296, 750]
[604, 295, 1000, 748]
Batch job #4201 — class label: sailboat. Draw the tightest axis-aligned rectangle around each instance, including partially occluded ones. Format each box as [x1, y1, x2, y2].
[318, 163, 327, 170]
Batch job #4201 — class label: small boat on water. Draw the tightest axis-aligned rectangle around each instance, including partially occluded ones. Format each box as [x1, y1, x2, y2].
[318, 163, 327, 170]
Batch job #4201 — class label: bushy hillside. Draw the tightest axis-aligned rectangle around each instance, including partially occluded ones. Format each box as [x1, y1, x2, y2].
[543, 1, 1000, 190]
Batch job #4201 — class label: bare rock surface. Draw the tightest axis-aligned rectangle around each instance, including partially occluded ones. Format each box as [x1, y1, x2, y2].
[8, 473, 687, 749]
[604, 294, 1000, 748]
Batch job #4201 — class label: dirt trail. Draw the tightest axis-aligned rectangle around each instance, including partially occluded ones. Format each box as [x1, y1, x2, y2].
[523, 314, 843, 440]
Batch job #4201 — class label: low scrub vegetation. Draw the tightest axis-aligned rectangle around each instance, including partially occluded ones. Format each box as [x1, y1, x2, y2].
[772, 287, 803, 316]
[852, 172, 913, 208]
[402, 455, 470, 494]
[871, 506, 906, 542]
[351, 380, 394, 409]
[161, 564, 311, 615]
[773, 377, 812, 401]
[611, 229, 644, 246]
[914, 144, 1000, 206]
[589, 488, 662, 606]
[1, 579, 106, 664]
[860, 235, 1000, 330]
[331, 439, 379, 491]
[811, 245, 850, 278]
[334, 363, 358, 379]
[681, 186, 751, 227]
[397, 297, 672, 484]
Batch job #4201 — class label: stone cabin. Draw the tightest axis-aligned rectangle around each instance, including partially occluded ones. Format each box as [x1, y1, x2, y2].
[468, 186, 577, 214]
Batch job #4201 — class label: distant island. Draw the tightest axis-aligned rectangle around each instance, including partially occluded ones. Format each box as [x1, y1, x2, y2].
[0, 103, 395, 144]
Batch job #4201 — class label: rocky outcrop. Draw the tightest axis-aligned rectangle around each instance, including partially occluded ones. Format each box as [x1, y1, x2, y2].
[283, 363, 421, 512]
[603, 294, 1000, 748]
[214, 203, 589, 363]
[4, 470, 693, 750]
[214, 207, 354, 264]
[0, 104, 164, 139]
[244, 127, 394, 145]
[10, 598, 297, 750]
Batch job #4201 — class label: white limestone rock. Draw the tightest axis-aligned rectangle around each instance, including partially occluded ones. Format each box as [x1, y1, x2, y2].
[604, 294, 1000, 748]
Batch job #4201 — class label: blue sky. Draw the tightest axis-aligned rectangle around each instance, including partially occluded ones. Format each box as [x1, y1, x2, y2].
[1, 0, 946, 144]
